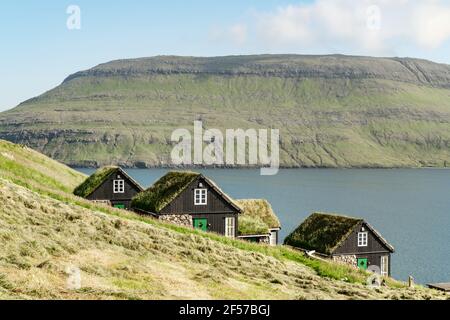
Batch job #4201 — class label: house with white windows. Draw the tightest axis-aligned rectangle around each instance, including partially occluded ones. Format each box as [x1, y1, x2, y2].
[131, 171, 242, 238]
[73, 166, 143, 210]
[75, 169, 283, 245]
[284, 212, 395, 276]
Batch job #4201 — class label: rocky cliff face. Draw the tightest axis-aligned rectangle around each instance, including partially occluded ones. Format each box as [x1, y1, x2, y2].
[1, 54, 450, 168]
[63, 55, 450, 87]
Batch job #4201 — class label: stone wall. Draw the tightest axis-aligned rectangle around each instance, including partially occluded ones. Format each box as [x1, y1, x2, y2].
[332, 254, 357, 268]
[159, 214, 193, 228]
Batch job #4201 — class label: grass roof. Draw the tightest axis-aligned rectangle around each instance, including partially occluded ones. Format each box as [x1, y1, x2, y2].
[131, 171, 200, 213]
[73, 166, 118, 198]
[236, 199, 281, 236]
[238, 215, 270, 236]
[284, 212, 363, 255]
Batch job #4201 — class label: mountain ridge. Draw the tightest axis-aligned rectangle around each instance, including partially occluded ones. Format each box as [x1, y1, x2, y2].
[60, 54, 450, 88]
[1, 54, 450, 168]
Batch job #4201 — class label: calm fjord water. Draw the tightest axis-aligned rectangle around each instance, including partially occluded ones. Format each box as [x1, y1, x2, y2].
[77, 168, 450, 285]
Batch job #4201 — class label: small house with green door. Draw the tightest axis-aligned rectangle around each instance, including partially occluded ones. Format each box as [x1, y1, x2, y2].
[236, 199, 281, 246]
[74, 166, 143, 210]
[131, 171, 242, 238]
[284, 213, 395, 276]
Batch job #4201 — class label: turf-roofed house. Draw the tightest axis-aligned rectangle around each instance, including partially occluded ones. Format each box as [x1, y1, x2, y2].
[285, 213, 395, 276]
[74, 166, 143, 210]
[236, 199, 281, 245]
[131, 171, 242, 237]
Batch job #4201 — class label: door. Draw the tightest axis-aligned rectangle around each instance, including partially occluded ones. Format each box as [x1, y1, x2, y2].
[224, 217, 236, 238]
[193, 218, 208, 232]
[269, 230, 277, 246]
[357, 258, 368, 270]
[114, 204, 125, 209]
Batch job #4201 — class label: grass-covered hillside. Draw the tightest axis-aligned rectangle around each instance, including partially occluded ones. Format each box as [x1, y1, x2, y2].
[0, 139, 447, 299]
[0, 140, 85, 194]
[1, 55, 450, 168]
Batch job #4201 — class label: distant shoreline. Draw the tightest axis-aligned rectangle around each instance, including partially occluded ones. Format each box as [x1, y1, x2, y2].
[70, 164, 450, 170]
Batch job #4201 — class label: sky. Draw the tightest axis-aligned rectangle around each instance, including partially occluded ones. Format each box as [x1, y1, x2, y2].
[1, 0, 450, 111]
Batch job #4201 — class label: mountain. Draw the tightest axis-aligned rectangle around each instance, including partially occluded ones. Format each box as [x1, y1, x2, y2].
[0, 139, 446, 299]
[1, 54, 450, 168]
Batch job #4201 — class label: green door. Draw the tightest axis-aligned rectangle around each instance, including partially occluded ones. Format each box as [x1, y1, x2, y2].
[357, 258, 368, 270]
[193, 218, 208, 232]
[114, 204, 125, 209]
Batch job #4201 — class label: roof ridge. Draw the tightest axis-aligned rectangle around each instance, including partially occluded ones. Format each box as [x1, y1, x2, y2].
[201, 175, 242, 213]
[74, 166, 119, 198]
[364, 222, 395, 253]
[284, 212, 365, 255]
[328, 220, 363, 254]
[313, 212, 363, 221]
[115, 168, 144, 192]
[131, 171, 201, 213]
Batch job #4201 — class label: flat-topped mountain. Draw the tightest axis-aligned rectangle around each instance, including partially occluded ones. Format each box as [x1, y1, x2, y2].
[63, 55, 450, 87]
[1, 54, 450, 168]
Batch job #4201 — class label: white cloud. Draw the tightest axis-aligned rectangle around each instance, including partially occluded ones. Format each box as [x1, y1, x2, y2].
[413, 2, 450, 49]
[229, 24, 248, 45]
[222, 0, 450, 54]
[209, 23, 248, 46]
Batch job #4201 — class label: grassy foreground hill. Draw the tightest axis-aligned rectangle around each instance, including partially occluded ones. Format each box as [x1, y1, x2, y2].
[0, 140, 447, 299]
[1, 55, 450, 168]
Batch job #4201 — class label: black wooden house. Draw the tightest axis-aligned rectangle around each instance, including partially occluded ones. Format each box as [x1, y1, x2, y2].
[74, 166, 143, 210]
[131, 171, 242, 238]
[284, 213, 395, 276]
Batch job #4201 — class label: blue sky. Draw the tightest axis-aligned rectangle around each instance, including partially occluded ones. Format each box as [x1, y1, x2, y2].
[1, 0, 450, 110]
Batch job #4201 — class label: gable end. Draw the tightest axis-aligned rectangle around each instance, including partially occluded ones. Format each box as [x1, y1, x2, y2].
[333, 221, 394, 255]
[160, 175, 241, 214]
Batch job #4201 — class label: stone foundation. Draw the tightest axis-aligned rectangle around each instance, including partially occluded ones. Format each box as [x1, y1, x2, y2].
[332, 255, 358, 268]
[159, 214, 193, 228]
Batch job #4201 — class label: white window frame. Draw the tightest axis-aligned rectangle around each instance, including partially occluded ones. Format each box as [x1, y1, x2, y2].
[225, 217, 235, 238]
[381, 256, 389, 276]
[358, 232, 368, 247]
[113, 179, 125, 194]
[194, 188, 207, 206]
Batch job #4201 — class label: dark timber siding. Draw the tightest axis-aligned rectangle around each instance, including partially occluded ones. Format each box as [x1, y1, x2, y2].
[333, 222, 392, 276]
[352, 253, 391, 276]
[87, 171, 141, 209]
[334, 222, 391, 255]
[191, 213, 239, 237]
[160, 177, 237, 214]
[159, 176, 240, 237]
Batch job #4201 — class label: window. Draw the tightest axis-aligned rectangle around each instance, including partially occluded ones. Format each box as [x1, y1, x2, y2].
[358, 232, 368, 247]
[194, 189, 207, 205]
[113, 180, 125, 194]
[225, 217, 235, 238]
[381, 256, 389, 276]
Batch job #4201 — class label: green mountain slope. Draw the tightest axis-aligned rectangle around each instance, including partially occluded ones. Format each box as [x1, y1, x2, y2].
[0, 139, 446, 299]
[1, 55, 450, 168]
